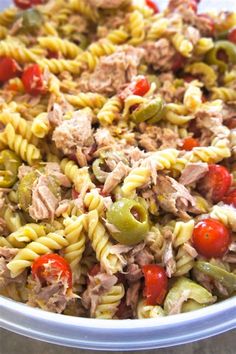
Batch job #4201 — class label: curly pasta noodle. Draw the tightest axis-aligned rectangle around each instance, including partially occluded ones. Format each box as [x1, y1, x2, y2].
[69, 0, 99, 21]
[83, 189, 105, 215]
[76, 51, 100, 71]
[95, 284, 125, 319]
[65, 93, 107, 109]
[38, 37, 82, 59]
[106, 28, 129, 45]
[145, 226, 165, 262]
[185, 62, 217, 88]
[183, 84, 202, 112]
[137, 299, 165, 319]
[3, 207, 24, 233]
[211, 87, 236, 102]
[0, 41, 38, 63]
[0, 112, 39, 145]
[7, 224, 46, 249]
[0, 7, 17, 26]
[88, 40, 116, 58]
[194, 37, 214, 55]
[171, 33, 193, 58]
[61, 158, 95, 193]
[0, 283, 28, 302]
[128, 10, 145, 45]
[4, 123, 42, 166]
[37, 58, 82, 75]
[31, 113, 50, 138]
[63, 215, 86, 268]
[7, 231, 68, 277]
[210, 205, 236, 232]
[0, 236, 13, 248]
[84, 210, 125, 274]
[121, 149, 179, 196]
[97, 95, 122, 126]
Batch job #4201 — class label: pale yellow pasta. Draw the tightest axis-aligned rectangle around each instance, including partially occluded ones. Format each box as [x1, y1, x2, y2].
[128, 10, 145, 45]
[37, 58, 82, 74]
[65, 93, 106, 109]
[38, 37, 82, 59]
[31, 113, 50, 138]
[7, 224, 46, 248]
[97, 95, 122, 126]
[171, 33, 193, 58]
[0, 41, 38, 63]
[95, 284, 125, 319]
[210, 205, 236, 232]
[137, 299, 165, 319]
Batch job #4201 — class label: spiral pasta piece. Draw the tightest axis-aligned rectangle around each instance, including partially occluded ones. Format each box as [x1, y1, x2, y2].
[95, 284, 125, 319]
[65, 93, 106, 109]
[97, 95, 122, 126]
[83, 189, 105, 215]
[63, 215, 86, 268]
[84, 210, 124, 274]
[76, 51, 100, 71]
[69, 0, 99, 21]
[7, 231, 68, 277]
[38, 37, 82, 59]
[31, 113, 50, 138]
[4, 124, 42, 166]
[0, 41, 38, 63]
[137, 299, 165, 319]
[128, 10, 145, 45]
[211, 87, 236, 102]
[210, 205, 236, 232]
[37, 58, 82, 74]
[88, 40, 116, 58]
[106, 28, 129, 44]
[171, 33, 193, 58]
[194, 38, 214, 55]
[7, 224, 46, 248]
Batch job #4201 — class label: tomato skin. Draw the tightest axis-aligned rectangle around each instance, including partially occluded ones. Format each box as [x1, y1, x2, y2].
[22, 64, 45, 95]
[145, 0, 159, 13]
[192, 218, 231, 258]
[198, 164, 232, 202]
[222, 189, 236, 208]
[181, 137, 199, 151]
[142, 264, 168, 306]
[32, 254, 72, 287]
[225, 118, 236, 129]
[228, 27, 236, 44]
[119, 76, 150, 100]
[0, 57, 21, 82]
[13, 0, 45, 8]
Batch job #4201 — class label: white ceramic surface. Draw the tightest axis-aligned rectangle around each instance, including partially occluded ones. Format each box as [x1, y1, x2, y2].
[0, 0, 235, 350]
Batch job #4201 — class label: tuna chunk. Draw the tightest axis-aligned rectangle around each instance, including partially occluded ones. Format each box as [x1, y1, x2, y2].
[153, 175, 196, 219]
[45, 162, 71, 187]
[142, 39, 176, 71]
[79, 46, 144, 95]
[53, 108, 94, 155]
[179, 162, 209, 185]
[138, 123, 179, 151]
[103, 161, 130, 194]
[88, 0, 128, 8]
[29, 175, 60, 221]
[0, 247, 26, 290]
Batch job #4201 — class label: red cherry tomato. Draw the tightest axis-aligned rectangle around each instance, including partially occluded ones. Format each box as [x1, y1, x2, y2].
[22, 64, 45, 95]
[181, 137, 200, 151]
[119, 76, 150, 100]
[198, 164, 232, 202]
[192, 218, 231, 258]
[142, 264, 168, 306]
[0, 57, 20, 82]
[13, 0, 45, 9]
[172, 53, 186, 72]
[145, 0, 159, 13]
[32, 254, 72, 287]
[228, 27, 236, 44]
[222, 189, 236, 208]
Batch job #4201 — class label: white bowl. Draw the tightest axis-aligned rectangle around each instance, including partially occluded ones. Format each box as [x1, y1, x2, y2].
[0, 0, 235, 350]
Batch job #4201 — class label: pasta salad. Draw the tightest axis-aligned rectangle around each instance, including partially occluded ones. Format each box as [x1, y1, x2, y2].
[0, 0, 235, 319]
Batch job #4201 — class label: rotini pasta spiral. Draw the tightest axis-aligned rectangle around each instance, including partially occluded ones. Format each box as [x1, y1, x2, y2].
[95, 284, 125, 319]
[38, 37, 82, 59]
[97, 95, 122, 126]
[7, 224, 46, 248]
[137, 299, 165, 319]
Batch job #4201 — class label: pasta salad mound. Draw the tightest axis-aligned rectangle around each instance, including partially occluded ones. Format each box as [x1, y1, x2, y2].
[0, 0, 235, 319]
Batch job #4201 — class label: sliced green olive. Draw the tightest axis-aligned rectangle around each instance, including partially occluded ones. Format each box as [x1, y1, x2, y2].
[205, 40, 236, 72]
[0, 150, 21, 188]
[132, 97, 164, 124]
[194, 261, 236, 294]
[92, 158, 109, 183]
[164, 277, 215, 314]
[17, 9, 43, 33]
[106, 198, 149, 246]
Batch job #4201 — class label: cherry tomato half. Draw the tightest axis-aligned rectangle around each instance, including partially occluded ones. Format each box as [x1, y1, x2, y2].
[142, 264, 168, 306]
[222, 189, 236, 208]
[119, 76, 150, 100]
[192, 218, 231, 258]
[14, 0, 46, 9]
[0, 57, 21, 82]
[228, 27, 236, 44]
[32, 254, 72, 287]
[22, 64, 45, 95]
[198, 164, 232, 202]
[145, 0, 159, 13]
[181, 137, 200, 151]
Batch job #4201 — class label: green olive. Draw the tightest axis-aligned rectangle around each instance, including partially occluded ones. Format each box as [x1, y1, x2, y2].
[106, 198, 149, 245]
[18, 169, 60, 212]
[0, 150, 21, 188]
[132, 97, 164, 124]
[17, 9, 43, 33]
[92, 158, 109, 183]
[18, 170, 38, 212]
[205, 40, 236, 72]
[182, 299, 206, 313]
